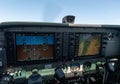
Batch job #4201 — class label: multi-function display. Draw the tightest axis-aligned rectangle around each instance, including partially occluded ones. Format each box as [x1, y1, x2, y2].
[76, 33, 102, 57]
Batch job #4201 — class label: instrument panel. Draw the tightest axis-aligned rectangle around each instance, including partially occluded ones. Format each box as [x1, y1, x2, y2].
[0, 22, 120, 84]
[5, 32, 104, 67]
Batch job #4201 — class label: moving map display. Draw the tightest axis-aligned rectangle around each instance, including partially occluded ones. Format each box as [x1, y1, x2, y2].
[78, 34, 101, 56]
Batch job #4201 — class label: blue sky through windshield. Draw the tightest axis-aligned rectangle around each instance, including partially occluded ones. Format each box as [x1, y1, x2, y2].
[0, 0, 120, 24]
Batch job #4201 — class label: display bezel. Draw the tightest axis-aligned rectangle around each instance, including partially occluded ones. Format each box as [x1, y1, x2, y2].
[74, 33, 103, 59]
[6, 32, 55, 66]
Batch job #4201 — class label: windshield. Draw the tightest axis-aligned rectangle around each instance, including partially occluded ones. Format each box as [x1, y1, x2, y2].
[0, 0, 120, 24]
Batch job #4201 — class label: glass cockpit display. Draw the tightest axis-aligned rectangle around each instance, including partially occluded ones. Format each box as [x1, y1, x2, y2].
[77, 33, 101, 56]
[16, 33, 54, 61]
